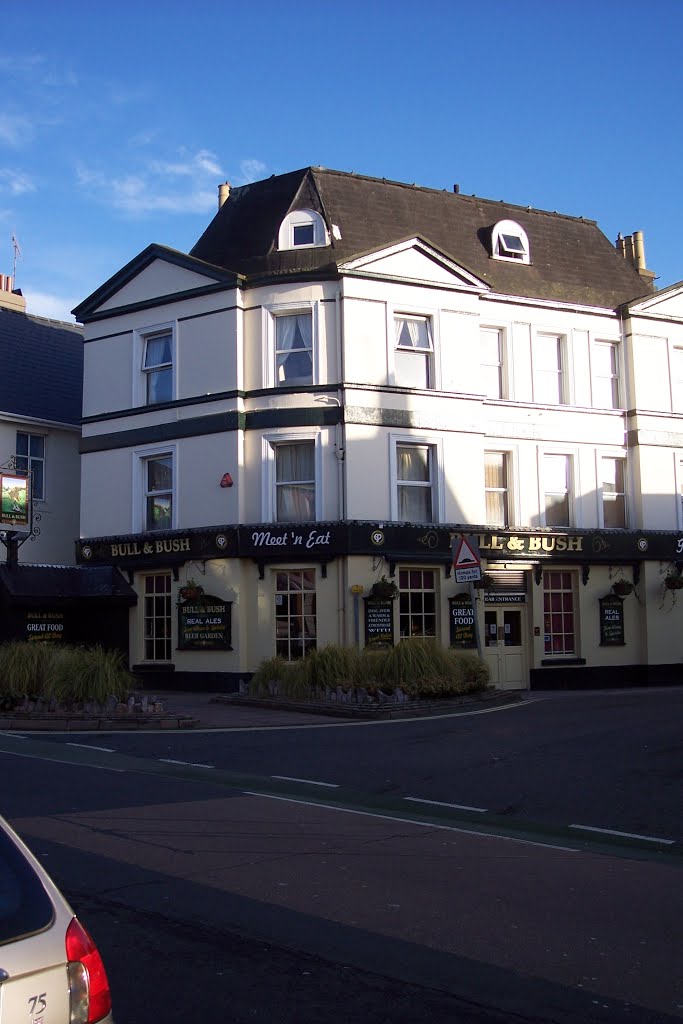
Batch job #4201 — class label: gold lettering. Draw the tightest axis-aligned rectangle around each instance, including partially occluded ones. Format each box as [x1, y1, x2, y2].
[541, 537, 555, 551]
[566, 537, 583, 551]
[528, 537, 542, 551]
[490, 536, 505, 550]
[555, 537, 567, 551]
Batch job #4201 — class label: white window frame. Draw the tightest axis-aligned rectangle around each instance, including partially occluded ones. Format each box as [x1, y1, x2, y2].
[543, 570, 578, 658]
[389, 433, 444, 524]
[491, 219, 530, 264]
[390, 310, 437, 390]
[142, 572, 173, 662]
[262, 301, 318, 389]
[480, 325, 510, 400]
[484, 449, 513, 528]
[676, 452, 683, 531]
[261, 431, 322, 522]
[540, 450, 576, 529]
[671, 345, 683, 412]
[532, 331, 567, 405]
[278, 209, 329, 250]
[597, 452, 628, 529]
[133, 321, 176, 407]
[591, 339, 621, 409]
[15, 431, 46, 501]
[132, 443, 177, 533]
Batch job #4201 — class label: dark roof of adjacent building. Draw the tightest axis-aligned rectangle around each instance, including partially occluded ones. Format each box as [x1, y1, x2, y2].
[0, 564, 136, 602]
[191, 167, 653, 309]
[0, 308, 83, 424]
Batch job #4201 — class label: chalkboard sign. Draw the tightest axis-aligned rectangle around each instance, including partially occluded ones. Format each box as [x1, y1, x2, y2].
[449, 595, 477, 648]
[25, 609, 66, 644]
[364, 598, 394, 648]
[599, 595, 625, 646]
[178, 593, 232, 650]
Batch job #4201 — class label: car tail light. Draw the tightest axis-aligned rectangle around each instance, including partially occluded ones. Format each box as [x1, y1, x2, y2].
[66, 917, 112, 1023]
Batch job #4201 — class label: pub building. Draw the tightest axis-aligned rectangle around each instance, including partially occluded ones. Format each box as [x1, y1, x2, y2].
[72, 167, 683, 692]
[75, 521, 683, 691]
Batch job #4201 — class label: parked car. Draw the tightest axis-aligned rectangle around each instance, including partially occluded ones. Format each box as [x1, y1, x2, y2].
[0, 813, 113, 1023]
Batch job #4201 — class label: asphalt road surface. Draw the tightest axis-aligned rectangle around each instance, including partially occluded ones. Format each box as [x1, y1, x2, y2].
[0, 698, 681, 1024]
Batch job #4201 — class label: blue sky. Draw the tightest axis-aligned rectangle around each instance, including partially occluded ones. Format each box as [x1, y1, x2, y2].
[1, 0, 682, 322]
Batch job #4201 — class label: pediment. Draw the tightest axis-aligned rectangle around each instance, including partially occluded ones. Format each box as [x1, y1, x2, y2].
[626, 280, 683, 320]
[73, 244, 239, 322]
[339, 238, 488, 292]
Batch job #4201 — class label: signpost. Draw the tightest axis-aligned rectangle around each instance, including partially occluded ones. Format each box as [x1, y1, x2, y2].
[452, 534, 483, 656]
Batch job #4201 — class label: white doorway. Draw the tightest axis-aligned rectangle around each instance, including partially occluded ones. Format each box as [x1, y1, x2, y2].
[483, 605, 527, 689]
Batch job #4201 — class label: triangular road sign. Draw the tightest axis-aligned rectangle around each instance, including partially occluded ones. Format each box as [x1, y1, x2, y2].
[453, 535, 480, 570]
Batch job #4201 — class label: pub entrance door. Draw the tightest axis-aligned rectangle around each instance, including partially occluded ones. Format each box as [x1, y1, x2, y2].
[483, 605, 527, 689]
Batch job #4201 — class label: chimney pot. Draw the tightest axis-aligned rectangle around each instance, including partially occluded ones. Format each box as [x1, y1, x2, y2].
[218, 182, 231, 209]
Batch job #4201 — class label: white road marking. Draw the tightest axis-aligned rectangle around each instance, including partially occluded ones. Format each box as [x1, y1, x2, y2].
[67, 742, 115, 753]
[245, 791, 578, 852]
[0, 733, 27, 739]
[159, 758, 214, 768]
[405, 796, 487, 813]
[569, 824, 675, 845]
[0, 748, 124, 772]
[272, 775, 339, 788]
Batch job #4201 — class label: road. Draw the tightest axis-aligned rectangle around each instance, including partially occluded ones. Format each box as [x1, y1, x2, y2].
[0, 689, 681, 1022]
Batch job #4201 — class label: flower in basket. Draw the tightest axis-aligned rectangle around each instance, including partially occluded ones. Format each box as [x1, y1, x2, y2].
[664, 572, 683, 591]
[179, 577, 204, 600]
[611, 579, 633, 597]
[369, 575, 399, 600]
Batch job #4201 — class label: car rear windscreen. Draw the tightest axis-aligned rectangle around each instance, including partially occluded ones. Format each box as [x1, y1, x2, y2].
[0, 829, 53, 944]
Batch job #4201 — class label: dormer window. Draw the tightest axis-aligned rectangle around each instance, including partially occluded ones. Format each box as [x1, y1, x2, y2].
[491, 219, 530, 264]
[278, 209, 329, 251]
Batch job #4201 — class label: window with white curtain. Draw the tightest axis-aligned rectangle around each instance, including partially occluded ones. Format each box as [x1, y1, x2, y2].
[143, 330, 173, 405]
[601, 456, 626, 528]
[396, 444, 434, 522]
[275, 313, 313, 386]
[394, 315, 433, 388]
[143, 454, 173, 532]
[533, 333, 564, 404]
[543, 453, 571, 527]
[485, 451, 510, 527]
[274, 441, 315, 521]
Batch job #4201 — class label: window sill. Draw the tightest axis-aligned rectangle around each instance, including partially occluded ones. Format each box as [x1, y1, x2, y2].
[540, 658, 586, 667]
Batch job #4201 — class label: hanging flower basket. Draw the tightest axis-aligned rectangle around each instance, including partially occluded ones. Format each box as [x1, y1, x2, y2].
[664, 574, 683, 591]
[611, 580, 633, 597]
[369, 576, 399, 601]
[179, 578, 204, 601]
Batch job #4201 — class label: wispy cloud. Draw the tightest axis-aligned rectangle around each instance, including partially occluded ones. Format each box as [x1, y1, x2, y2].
[235, 159, 268, 185]
[0, 114, 35, 148]
[75, 148, 227, 217]
[0, 169, 36, 196]
[23, 288, 79, 324]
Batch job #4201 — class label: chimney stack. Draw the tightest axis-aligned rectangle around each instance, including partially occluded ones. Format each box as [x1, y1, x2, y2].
[218, 182, 231, 210]
[0, 273, 26, 313]
[615, 231, 657, 290]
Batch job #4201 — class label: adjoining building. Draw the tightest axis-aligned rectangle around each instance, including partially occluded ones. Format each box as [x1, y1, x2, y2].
[0, 276, 135, 645]
[72, 167, 683, 690]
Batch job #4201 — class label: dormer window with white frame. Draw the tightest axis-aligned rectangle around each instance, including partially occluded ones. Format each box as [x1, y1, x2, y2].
[491, 219, 530, 264]
[278, 209, 329, 251]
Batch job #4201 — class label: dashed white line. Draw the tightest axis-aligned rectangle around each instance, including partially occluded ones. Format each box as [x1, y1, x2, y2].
[0, 733, 27, 739]
[67, 742, 115, 753]
[158, 758, 214, 768]
[405, 796, 487, 813]
[569, 824, 675, 845]
[272, 775, 339, 788]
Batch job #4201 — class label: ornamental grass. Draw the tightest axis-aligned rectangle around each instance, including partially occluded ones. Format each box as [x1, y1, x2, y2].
[0, 641, 133, 709]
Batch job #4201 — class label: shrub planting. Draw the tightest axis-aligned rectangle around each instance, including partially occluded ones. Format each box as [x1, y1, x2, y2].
[250, 639, 489, 702]
[0, 641, 133, 709]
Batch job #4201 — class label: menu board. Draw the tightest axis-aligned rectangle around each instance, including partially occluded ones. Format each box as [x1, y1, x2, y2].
[364, 598, 394, 648]
[599, 595, 625, 646]
[178, 594, 232, 650]
[449, 595, 477, 648]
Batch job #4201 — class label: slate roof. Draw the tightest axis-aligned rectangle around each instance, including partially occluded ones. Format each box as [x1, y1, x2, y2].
[191, 167, 653, 309]
[0, 307, 83, 424]
[0, 564, 136, 602]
